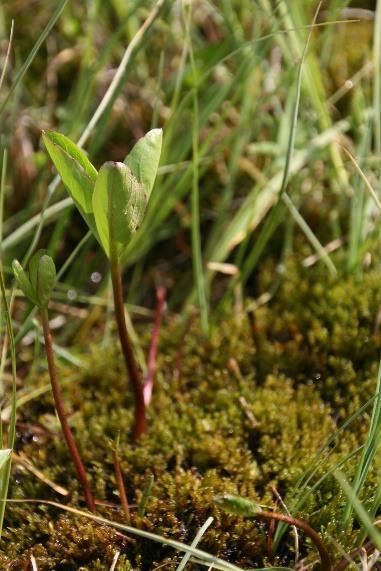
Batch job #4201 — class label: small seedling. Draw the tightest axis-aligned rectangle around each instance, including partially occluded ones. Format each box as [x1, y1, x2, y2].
[42, 129, 162, 439]
[12, 250, 95, 511]
[214, 494, 331, 571]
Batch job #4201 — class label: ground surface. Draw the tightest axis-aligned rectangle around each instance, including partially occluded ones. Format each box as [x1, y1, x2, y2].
[0, 259, 379, 570]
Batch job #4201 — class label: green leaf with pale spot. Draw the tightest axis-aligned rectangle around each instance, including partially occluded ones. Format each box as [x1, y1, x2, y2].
[214, 494, 262, 517]
[12, 260, 38, 306]
[124, 128, 162, 198]
[92, 162, 147, 260]
[42, 131, 100, 241]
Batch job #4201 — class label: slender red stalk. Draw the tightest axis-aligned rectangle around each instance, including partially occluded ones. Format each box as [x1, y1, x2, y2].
[110, 261, 146, 440]
[41, 309, 95, 512]
[258, 510, 331, 571]
[143, 286, 166, 407]
[114, 447, 130, 523]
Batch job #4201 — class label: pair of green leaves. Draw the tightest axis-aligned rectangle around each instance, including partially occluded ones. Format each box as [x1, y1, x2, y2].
[12, 250, 56, 309]
[42, 128, 163, 261]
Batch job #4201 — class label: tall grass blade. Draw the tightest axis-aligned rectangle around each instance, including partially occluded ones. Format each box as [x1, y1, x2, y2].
[373, 0, 381, 154]
[184, 2, 209, 333]
[0, 20, 14, 92]
[0, 265, 17, 536]
[336, 470, 381, 549]
[0, 0, 69, 115]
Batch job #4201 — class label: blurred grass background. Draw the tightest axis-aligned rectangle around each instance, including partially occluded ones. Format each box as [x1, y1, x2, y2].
[0, 0, 379, 333]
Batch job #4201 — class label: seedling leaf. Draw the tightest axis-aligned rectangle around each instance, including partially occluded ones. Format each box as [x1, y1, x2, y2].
[92, 161, 147, 259]
[35, 254, 56, 308]
[12, 251, 56, 308]
[214, 494, 262, 517]
[12, 260, 38, 305]
[42, 131, 99, 239]
[124, 128, 162, 198]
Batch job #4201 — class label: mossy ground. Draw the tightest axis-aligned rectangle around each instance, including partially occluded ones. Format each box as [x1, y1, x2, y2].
[1, 259, 381, 570]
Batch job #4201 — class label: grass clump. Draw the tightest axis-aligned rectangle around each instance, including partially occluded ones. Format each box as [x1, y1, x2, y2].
[1, 257, 380, 569]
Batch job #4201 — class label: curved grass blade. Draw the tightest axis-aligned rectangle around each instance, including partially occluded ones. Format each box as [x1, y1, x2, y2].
[3, 499, 245, 571]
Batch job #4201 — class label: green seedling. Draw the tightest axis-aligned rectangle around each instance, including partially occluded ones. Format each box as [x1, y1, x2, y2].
[42, 129, 163, 439]
[12, 251, 95, 511]
[214, 494, 331, 571]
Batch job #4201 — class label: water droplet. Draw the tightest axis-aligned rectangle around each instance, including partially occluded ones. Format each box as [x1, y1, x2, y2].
[67, 289, 77, 301]
[90, 271, 102, 284]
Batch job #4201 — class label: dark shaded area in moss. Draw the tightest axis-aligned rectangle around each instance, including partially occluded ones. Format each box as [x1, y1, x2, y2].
[1, 261, 380, 569]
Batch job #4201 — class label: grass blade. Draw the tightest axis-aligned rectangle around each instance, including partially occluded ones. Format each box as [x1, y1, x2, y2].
[176, 517, 214, 571]
[342, 358, 381, 526]
[184, 2, 209, 334]
[0, 0, 69, 115]
[4, 499, 245, 571]
[374, 0, 381, 154]
[0, 265, 17, 536]
[336, 470, 381, 549]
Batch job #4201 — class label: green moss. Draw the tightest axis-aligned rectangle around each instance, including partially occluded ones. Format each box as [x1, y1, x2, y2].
[1, 261, 381, 568]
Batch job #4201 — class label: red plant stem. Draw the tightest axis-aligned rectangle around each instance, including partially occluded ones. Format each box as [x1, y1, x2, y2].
[110, 261, 146, 440]
[258, 511, 331, 571]
[41, 309, 95, 512]
[114, 448, 130, 523]
[143, 286, 166, 407]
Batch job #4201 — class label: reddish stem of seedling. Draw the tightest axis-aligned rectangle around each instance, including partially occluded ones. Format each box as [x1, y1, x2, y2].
[143, 286, 166, 407]
[258, 511, 331, 571]
[41, 309, 95, 512]
[110, 261, 147, 440]
[114, 447, 130, 523]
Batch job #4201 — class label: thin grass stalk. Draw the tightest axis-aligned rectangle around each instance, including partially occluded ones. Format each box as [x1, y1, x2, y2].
[0, 20, 14, 92]
[0, 0, 69, 115]
[0, 149, 7, 398]
[337, 471, 381, 549]
[373, 0, 381, 155]
[176, 517, 214, 571]
[184, 1, 209, 334]
[0, 266, 17, 535]
[342, 360, 381, 527]
[273, 394, 381, 549]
